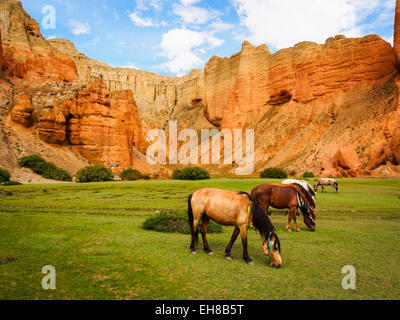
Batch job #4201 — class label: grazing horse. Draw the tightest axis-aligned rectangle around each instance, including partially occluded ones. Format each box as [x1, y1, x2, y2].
[251, 184, 316, 233]
[188, 188, 282, 268]
[314, 178, 338, 193]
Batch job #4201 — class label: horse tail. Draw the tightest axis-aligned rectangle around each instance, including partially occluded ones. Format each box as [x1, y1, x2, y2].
[187, 194, 198, 246]
[238, 192, 275, 240]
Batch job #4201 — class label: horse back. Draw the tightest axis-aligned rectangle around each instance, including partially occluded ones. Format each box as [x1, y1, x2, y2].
[251, 184, 297, 209]
[191, 188, 250, 226]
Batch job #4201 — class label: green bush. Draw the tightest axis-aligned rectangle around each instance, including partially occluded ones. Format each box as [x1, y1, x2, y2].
[142, 211, 222, 234]
[172, 169, 182, 180]
[18, 155, 72, 181]
[172, 167, 210, 180]
[75, 165, 114, 183]
[260, 167, 288, 179]
[0, 169, 11, 183]
[303, 172, 315, 178]
[120, 169, 144, 181]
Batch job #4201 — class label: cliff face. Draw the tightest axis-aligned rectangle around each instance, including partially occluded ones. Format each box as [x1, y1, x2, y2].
[1, 0, 400, 181]
[203, 35, 398, 177]
[47, 38, 205, 130]
[205, 36, 394, 130]
[0, 0, 77, 83]
[0, 30, 4, 72]
[0, 0, 207, 181]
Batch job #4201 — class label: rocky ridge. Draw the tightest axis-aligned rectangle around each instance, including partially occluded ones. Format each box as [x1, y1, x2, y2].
[1, 0, 400, 181]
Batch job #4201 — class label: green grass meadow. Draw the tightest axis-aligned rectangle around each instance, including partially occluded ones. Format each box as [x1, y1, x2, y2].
[0, 178, 399, 300]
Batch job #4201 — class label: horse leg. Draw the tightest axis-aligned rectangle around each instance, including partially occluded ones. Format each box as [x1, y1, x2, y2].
[225, 227, 240, 260]
[190, 216, 201, 254]
[292, 207, 301, 232]
[286, 212, 292, 233]
[239, 225, 254, 265]
[266, 203, 272, 216]
[201, 216, 213, 255]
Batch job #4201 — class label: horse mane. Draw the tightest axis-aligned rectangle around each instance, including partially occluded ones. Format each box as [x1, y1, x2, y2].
[295, 184, 315, 208]
[237, 192, 275, 240]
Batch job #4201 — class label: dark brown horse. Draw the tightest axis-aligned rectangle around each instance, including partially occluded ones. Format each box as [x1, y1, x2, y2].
[251, 184, 316, 233]
[188, 188, 282, 267]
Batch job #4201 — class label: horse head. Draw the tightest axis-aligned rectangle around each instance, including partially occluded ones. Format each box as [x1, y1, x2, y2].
[248, 197, 283, 268]
[300, 206, 316, 232]
[261, 232, 282, 268]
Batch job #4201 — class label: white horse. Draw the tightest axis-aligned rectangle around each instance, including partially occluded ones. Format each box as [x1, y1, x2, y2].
[282, 179, 316, 203]
[314, 178, 338, 193]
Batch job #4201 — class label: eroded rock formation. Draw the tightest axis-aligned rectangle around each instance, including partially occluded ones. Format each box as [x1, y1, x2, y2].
[1, 0, 400, 181]
[0, 0, 77, 83]
[320, 145, 363, 177]
[10, 94, 34, 127]
[205, 35, 395, 130]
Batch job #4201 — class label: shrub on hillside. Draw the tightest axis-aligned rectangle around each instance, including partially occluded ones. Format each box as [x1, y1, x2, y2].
[303, 172, 315, 178]
[260, 167, 288, 179]
[172, 167, 210, 180]
[75, 165, 114, 183]
[18, 155, 72, 181]
[120, 169, 144, 181]
[142, 211, 222, 234]
[0, 169, 11, 183]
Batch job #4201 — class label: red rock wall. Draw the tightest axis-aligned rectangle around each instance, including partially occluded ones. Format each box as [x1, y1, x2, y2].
[37, 80, 143, 169]
[10, 94, 34, 127]
[204, 36, 395, 130]
[0, 30, 4, 72]
[0, 0, 77, 83]
[394, 0, 400, 71]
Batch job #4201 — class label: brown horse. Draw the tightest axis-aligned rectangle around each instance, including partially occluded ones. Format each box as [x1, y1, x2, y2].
[188, 188, 282, 268]
[251, 184, 316, 233]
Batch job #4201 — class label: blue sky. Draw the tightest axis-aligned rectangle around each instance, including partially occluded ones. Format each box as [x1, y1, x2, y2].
[20, 0, 395, 76]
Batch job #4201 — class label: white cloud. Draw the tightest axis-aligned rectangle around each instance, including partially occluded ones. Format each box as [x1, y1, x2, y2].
[129, 11, 167, 27]
[135, 0, 163, 11]
[68, 20, 91, 36]
[173, 1, 218, 25]
[233, 0, 388, 50]
[209, 20, 235, 33]
[180, 0, 201, 5]
[129, 12, 157, 27]
[113, 62, 137, 69]
[113, 8, 120, 20]
[156, 28, 224, 75]
[83, 37, 101, 47]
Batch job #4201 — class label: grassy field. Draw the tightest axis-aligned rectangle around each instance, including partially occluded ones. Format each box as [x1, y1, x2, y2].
[0, 178, 399, 300]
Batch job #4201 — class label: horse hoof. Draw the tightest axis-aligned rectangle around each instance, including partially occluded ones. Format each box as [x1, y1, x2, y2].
[191, 251, 197, 255]
[286, 229, 292, 233]
[247, 261, 255, 266]
[225, 256, 232, 261]
[295, 229, 301, 233]
[208, 252, 214, 255]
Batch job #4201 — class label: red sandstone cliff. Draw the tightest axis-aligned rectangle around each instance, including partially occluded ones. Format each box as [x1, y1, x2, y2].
[203, 34, 397, 177]
[1, 0, 400, 181]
